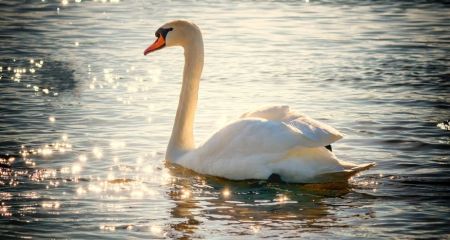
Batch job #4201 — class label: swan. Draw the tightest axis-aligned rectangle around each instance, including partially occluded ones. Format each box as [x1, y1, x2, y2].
[143, 20, 374, 183]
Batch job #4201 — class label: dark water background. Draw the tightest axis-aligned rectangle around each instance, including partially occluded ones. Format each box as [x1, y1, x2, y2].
[1, 0, 449, 239]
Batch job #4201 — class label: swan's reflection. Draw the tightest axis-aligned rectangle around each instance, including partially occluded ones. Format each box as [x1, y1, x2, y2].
[166, 164, 355, 238]
[166, 166, 202, 239]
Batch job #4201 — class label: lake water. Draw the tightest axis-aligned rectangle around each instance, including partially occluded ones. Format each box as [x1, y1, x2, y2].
[1, 0, 449, 239]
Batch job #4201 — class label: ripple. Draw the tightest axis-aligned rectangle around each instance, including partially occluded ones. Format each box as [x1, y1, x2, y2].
[1, 0, 450, 238]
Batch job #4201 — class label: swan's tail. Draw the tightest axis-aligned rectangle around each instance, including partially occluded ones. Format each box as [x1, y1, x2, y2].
[315, 162, 375, 183]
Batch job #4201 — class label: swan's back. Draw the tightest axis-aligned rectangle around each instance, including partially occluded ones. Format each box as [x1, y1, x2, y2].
[242, 105, 344, 147]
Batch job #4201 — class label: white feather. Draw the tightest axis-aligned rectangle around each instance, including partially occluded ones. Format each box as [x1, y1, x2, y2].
[175, 115, 372, 183]
[242, 105, 343, 147]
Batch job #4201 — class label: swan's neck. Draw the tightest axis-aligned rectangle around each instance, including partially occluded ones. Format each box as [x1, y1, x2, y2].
[166, 37, 204, 161]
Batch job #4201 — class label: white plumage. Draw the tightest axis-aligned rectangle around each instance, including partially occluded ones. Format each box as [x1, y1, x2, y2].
[177, 105, 373, 183]
[144, 20, 374, 183]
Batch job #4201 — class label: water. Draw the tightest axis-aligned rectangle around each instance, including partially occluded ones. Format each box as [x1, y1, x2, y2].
[1, 0, 449, 238]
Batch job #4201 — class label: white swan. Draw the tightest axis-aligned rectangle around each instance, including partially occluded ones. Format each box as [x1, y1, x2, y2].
[144, 20, 374, 183]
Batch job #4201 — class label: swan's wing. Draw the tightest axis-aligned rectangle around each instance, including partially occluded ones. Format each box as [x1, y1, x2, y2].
[202, 118, 322, 154]
[177, 118, 371, 183]
[286, 114, 343, 147]
[241, 105, 343, 146]
[177, 118, 328, 180]
[240, 105, 290, 121]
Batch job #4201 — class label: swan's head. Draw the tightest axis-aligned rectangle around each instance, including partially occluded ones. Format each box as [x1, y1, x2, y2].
[144, 20, 202, 55]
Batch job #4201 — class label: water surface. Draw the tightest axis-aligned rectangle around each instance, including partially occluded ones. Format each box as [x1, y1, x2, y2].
[1, 0, 449, 239]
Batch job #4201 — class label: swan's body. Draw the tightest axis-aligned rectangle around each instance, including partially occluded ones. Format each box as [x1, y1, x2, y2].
[144, 20, 373, 183]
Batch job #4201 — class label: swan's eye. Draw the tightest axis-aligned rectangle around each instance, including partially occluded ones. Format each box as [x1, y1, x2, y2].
[155, 27, 174, 40]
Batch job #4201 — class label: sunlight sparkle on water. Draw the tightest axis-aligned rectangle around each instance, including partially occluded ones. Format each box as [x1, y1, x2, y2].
[71, 163, 82, 174]
[79, 154, 87, 162]
[88, 183, 102, 193]
[150, 225, 163, 236]
[136, 157, 143, 165]
[92, 147, 103, 159]
[130, 190, 144, 199]
[100, 225, 116, 232]
[109, 140, 126, 149]
[43, 169, 57, 178]
[181, 189, 191, 199]
[251, 225, 262, 234]
[42, 201, 60, 209]
[107, 172, 115, 180]
[41, 146, 53, 156]
[142, 165, 153, 174]
[76, 187, 86, 195]
[62, 134, 68, 141]
[275, 194, 289, 203]
[222, 188, 231, 198]
[0, 205, 12, 217]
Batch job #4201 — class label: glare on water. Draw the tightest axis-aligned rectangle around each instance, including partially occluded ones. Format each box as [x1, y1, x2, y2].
[0, 0, 449, 239]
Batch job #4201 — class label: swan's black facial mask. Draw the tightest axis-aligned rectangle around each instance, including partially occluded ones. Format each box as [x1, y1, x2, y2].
[144, 27, 173, 55]
[155, 27, 173, 39]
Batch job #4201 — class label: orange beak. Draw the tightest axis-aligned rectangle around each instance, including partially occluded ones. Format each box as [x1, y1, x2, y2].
[144, 36, 165, 55]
